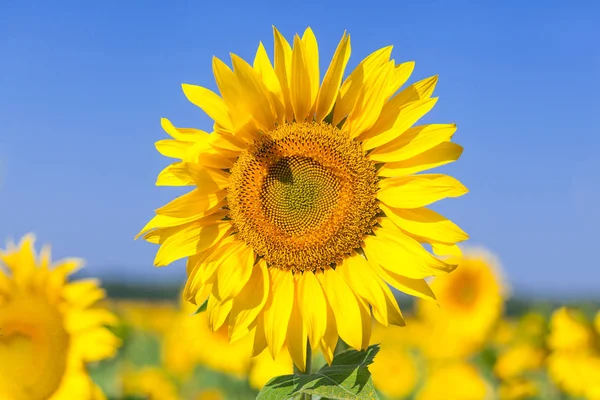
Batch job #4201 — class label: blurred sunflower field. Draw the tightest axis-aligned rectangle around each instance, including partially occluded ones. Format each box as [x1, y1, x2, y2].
[93, 252, 600, 400]
[5, 235, 597, 400]
[103, 261, 598, 399]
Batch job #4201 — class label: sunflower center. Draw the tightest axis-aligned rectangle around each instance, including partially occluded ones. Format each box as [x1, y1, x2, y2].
[448, 271, 480, 310]
[262, 156, 341, 234]
[228, 121, 379, 272]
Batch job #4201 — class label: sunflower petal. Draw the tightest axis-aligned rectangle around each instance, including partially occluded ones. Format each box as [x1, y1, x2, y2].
[362, 245, 437, 303]
[230, 53, 277, 131]
[155, 139, 194, 159]
[253, 41, 285, 125]
[252, 313, 268, 357]
[357, 297, 372, 349]
[378, 142, 463, 177]
[318, 268, 363, 350]
[156, 162, 195, 186]
[362, 97, 438, 150]
[315, 32, 350, 122]
[386, 61, 415, 99]
[273, 26, 294, 122]
[394, 75, 438, 104]
[155, 189, 226, 218]
[264, 268, 294, 358]
[160, 118, 210, 141]
[346, 61, 393, 138]
[184, 163, 230, 191]
[290, 35, 312, 121]
[229, 259, 269, 342]
[286, 289, 308, 372]
[153, 220, 231, 266]
[370, 124, 457, 163]
[376, 279, 406, 327]
[181, 85, 233, 130]
[207, 295, 233, 332]
[215, 245, 254, 301]
[301, 27, 319, 116]
[297, 271, 327, 349]
[378, 173, 468, 209]
[380, 204, 468, 244]
[431, 243, 462, 257]
[339, 253, 387, 325]
[137, 209, 227, 239]
[332, 46, 393, 126]
[319, 301, 338, 365]
[183, 236, 241, 301]
[363, 222, 456, 279]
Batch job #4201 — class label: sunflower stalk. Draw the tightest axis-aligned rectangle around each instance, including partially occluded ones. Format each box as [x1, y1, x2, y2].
[293, 340, 312, 400]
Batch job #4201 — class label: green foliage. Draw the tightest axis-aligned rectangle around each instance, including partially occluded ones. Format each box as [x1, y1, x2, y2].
[194, 299, 208, 314]
[257, 345, 380, 400]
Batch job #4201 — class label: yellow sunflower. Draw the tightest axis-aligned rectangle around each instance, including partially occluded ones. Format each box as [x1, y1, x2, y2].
[121, 367, 179, 400]
[494, 343, 545, 381]
[137, 26, 468, 370]
[415, 362, 491, 400]
[415, 248, 505, 359]
[113, 299, 178, 335]
[162, 301, 253, 378]
[369, 323, 420, 399]
[497, 378, 538, 400]
[248, 346, 294, 390]
[547, 307, 600, 399]
[0, 234, 120, 400]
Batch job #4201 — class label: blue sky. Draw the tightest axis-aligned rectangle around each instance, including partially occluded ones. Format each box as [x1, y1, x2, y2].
[1, 0, 598, 296]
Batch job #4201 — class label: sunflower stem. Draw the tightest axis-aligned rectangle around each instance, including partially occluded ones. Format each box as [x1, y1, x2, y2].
[293, 340, 312, 400]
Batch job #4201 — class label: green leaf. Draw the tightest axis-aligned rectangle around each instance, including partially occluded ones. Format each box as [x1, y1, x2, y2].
[193, 299, 208, 314]
[257, 344, 380, 400]
[327, 344, 380, 367]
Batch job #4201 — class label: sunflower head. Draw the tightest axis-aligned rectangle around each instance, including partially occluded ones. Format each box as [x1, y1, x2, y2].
[415, 362, 491, 400]
[415, 248, 505, 359]
[0, 234, 120, 400]
[138, 26, 468, 371]
[369, 324, 419, 398]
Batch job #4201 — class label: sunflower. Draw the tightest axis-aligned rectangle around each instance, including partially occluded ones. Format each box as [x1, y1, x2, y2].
[113, 299, 178, 335]
[0, 234, 120, 400]
[547, 307, 600, 399]
[497, 378, 538, 400]
[248, 346, 293, 390]
[415, 248, 505, 359]
[414, 362, 491, 400]
[137, 26, 468, 370]
[494, 343, 545, 381]
[369, 323, 419, 399]
[162, 301, 253, 378]
[121, 367, 179, 400]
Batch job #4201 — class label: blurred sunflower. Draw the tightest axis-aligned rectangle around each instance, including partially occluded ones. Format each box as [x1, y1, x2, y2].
[248, 346, 293, 390]
[137, 26, 467, 370]
[415, 362, 491, 400]
[122, 367, 179, 400]
[370, 323, 419, 399]
[416, 248, 505, 358]
[493, 312, 547, 399]
[195, 388, 226, 400]
[0, 234, 120, 400]
[162, 301, 252, 378]
[113, 300, 178, 335]
[497, 378, 538, 400]
[494, 343, 545, 381]
[547, 307, 600, 399]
